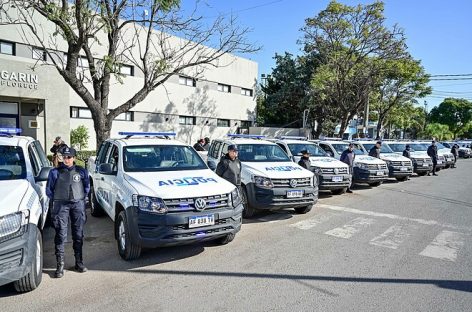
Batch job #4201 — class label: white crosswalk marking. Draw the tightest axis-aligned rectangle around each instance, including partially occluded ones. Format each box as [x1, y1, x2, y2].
[289, 212, 338, 230]
[325, 217, 375, 239]
[419, 230, 466, 262]
[369, 224, 414, 249]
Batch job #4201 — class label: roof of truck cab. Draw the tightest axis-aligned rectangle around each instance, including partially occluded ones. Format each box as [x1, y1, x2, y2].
[108, 137, 188, 147]
[214, 138, 277, 145]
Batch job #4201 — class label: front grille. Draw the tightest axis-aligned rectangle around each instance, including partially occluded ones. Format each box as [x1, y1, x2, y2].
[164, 193, 230, 212]
[438, 155, 445, 161]
[367, 164, 388, 170]
[272, 177, 311, 188]
[320, 167, 348, 174]
[0, 249, 23, 273]
[391, 161, 412, 167]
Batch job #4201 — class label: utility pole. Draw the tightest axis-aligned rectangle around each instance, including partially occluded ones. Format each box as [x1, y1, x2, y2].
[363, 89, 370, 138]
[423, 100, 428, 131]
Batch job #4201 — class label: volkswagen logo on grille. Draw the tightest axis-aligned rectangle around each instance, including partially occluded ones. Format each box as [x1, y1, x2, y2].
[333, 168, 339, 175]
[194, 198, 207, 211]
[289, 179, 298, 188]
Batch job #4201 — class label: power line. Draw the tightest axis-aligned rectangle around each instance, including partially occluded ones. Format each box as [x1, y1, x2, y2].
[429, 73, 472, 77]
[429, 78, 472, 81]
[203, 0, 285, 18]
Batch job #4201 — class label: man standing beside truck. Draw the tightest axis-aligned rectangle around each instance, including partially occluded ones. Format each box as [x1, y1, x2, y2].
[340, 143, 356, 193]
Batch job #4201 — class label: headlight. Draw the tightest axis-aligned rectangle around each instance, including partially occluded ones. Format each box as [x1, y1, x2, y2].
[0, 210, 29, 240]
[132, 195, 168, 214]
[231, 188, 242, 208]
[253, 176, 273, 189]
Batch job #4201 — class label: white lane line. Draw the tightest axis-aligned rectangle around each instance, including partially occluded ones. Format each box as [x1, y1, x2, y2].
[419, 230, 466, 262]
[317, 203, 472, 232]
[369, 224, 414, 249]
[325, 217, 375, 239]
[289, 212, 338, 230]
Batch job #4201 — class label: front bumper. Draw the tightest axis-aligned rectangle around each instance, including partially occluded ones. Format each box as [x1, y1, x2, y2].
[412, 161, 432, 173]
[126, 205, 243, 249]
[245, 183, 318, 210]
[317, 173, 351, 190]
[353, 168, 389, 183]
[388, 166, 413, 177]
[0, 224, 37, 287]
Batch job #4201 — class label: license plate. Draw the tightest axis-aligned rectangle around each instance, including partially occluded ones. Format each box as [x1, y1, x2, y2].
[400, 167, 408, 171]
[437, 160, 443, 164]
[423, 163, 429, 167]
[332, 176, 343, 182]
[287, 190, 304, 198]
[189, 214, 215, 228]
[376, 171, 384, 176]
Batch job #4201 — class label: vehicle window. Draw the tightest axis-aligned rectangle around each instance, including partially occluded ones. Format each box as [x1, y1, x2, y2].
[409, 143, 429, 151]
[287, 143, 327, 157]
[277, 143, 288, 154]
[0, 146, 27, 180]
[28, 144, 41, 176]
[237, 144, 291, 162]
[96, 142, 109, 165]
[388, 143, 406, 153]
[332, 143, 365, 155]
[436, 143, 446, 149]
[123, 145, 207, 172]
[362, 143, 393, 153]
[319, 144, 333, 155]
[210, 141, 222, 159]
[105, 144, 119, 172]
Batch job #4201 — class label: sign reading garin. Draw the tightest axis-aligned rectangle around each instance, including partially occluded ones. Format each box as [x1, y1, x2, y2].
[0, 70, 38, 89]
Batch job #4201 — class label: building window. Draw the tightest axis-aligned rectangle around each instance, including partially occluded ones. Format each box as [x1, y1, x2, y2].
[217, 119, 230, 127]
[120, 64, 134, 76]
[240, 120, 251, 129]
[32, 47, 47, 61]
[70, 107, 92, 119]
[115, 111, 134, 121]
[179, 115, 196, 125]
[0, 41, 14, 55]
[217, 83, 231, 93]
[78, 56, 89, 68]
[179, 76, 196, 87]
[241, 88, 253, 97]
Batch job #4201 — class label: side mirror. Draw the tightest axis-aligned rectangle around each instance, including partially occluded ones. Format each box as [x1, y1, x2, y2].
[35, 166, 52, 182]
[98, 163, 114, 175]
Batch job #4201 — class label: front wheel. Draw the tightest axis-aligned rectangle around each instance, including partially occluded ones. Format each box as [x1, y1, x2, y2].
[369, 181, 382, 187]
[294, 205, 313, 214]
[116, 211, 141, 260]
[241, 186, 257, 218]
[14, 229, 43, 292]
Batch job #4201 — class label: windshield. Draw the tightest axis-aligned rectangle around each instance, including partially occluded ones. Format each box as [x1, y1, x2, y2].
[388, 143, 406, 152]
[362, 143, 394, 153]
[123, 145, 207, 172]
[331, 143, 365, 155]
[0, 146, 27, 180]
[288, 143, 327, 157]
[436, 143, 446, 149]
[238, 144, 291, 162]
[409, 143, 429, 152]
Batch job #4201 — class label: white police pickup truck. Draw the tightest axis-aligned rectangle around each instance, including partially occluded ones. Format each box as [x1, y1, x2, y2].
[0, 128, 51, 292]
[386, 141, 433, 176]
[273, 137, 351, 194]
[355, 141, 413, 181]
[317, 140, 389, 186]
[207, 135, 317, 218]
[87, 132, 243, 260]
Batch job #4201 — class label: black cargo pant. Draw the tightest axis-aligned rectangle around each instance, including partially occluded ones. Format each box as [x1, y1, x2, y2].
[52, 200, 86, 257]
[431, 158, 437, 174]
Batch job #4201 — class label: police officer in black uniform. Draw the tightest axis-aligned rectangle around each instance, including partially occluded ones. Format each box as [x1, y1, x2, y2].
[402, 144, 411, 159]
[46, 147, 90, 278]
[369, 141, 382, 158]
[298, 149, 311, 169]
[427, 140, 439, 176]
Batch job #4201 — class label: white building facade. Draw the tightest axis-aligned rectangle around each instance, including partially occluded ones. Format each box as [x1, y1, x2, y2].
[0, 9, 258, 152]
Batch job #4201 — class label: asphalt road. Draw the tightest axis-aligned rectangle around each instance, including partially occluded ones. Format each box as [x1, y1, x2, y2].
[1, 160, 472, 311]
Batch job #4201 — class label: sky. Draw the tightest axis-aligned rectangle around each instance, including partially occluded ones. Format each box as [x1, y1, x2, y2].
[181, 0, 472, 110]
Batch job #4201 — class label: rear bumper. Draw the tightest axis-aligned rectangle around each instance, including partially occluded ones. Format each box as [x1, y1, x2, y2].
[0, 224, 37, 287]
[126, 205, 243, 249]
[245, 183, 318, 210]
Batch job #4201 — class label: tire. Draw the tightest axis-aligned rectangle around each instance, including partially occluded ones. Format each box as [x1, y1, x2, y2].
[417, 171, 427, 176]
[14, 229, 43, 292]
[396, 176, 409, 182]
[217, 233, 235, 245]
[369, 181, 382, 187]
[331, 187, 347, 195]
[89, 186, 105, 217]
[116, 211, 141, 260]
[294, 205, 313, 214]
[241, 186, 257, 218]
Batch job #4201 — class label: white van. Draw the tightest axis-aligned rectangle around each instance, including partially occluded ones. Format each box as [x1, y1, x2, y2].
[87, 132, 243, 260]
[207, 135, 317, 218]
[273, 137, 351, 194]
[0, 128, 51, 292]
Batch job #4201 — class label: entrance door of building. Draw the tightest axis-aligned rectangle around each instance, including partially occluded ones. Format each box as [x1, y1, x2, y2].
[0, 101, 19, 128]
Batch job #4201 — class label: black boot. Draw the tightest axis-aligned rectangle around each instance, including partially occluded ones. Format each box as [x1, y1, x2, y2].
[55, 255, 64, 278]
[74, 253, 88, 273]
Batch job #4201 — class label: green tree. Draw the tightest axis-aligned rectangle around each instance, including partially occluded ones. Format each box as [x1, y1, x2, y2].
[1, 1, 257, 148]
[429, 98, 472, 139]
[385, 102, 425, 139]
[301, 1, 407, 137]
[70, 125, 90, 150]
[423, 123, 453, 141]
